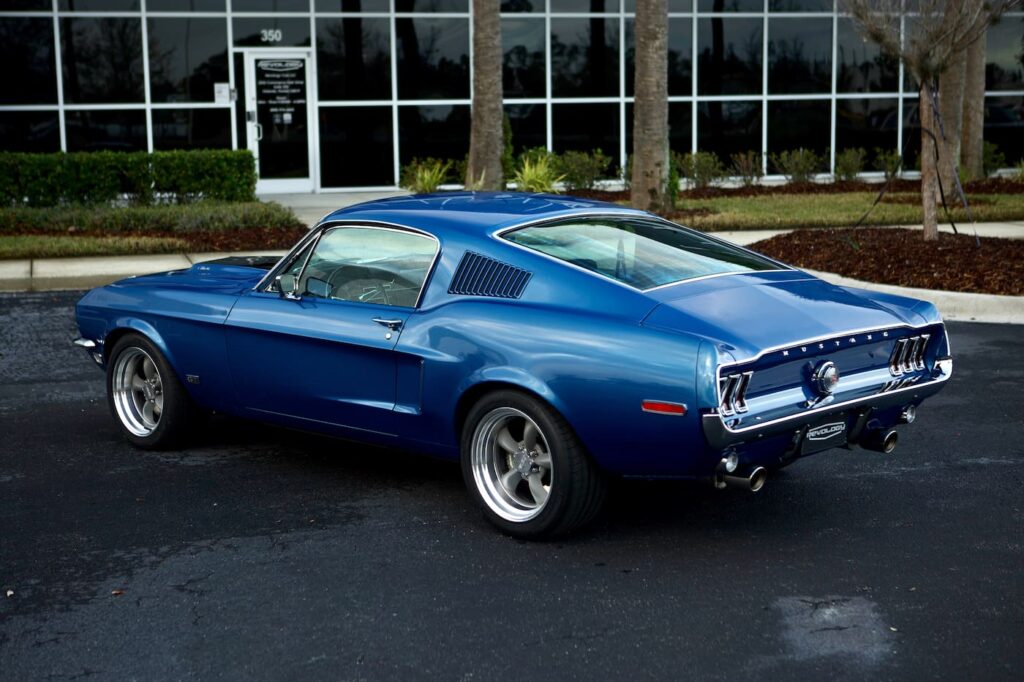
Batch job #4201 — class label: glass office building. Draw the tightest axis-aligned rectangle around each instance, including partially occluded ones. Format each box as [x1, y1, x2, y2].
[1, 1, 1021, 193]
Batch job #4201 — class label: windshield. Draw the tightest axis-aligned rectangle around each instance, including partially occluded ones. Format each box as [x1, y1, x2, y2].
[503, 217, 786, 290]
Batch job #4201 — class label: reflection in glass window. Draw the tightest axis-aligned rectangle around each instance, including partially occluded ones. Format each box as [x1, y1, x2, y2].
[504, 218, 782, 291]
[5, 0, 51, 9]
[501, 0, 543, 11]
[769, 0, 831, 10]
[61, 19, 145, 104]
[768, 18, 831, 94]
[316, 0, 390, 10]
[624, 0, 692, 11]
[319, 106, 395, 187]
[398, 105, 470, 166]
[317, 17, 391, 101]
[65, 110, 146, 152]
[627, 18, 691, 97]
[503, 18, 546, 98]
[149, 0, 224, 9]
[836, 18, 898, 93]
[0, 19, 57, 105]
[396, 18, 470, 100]
[233, 0, 308, 10]
[233, 18, 311, 47]
[395, 0, 468, 10]
[697, 101, 760, 161]
[58, 0, 138, 9]
[627, 102, 691, 158]
[767, 100, 829, 173]
[551, 17, 620, 98]
[152, 109, 231, 150]
[148, 19, 229, 104]
[984, 96, 1024, 164]
[550, 0, 619, 10]
[299, 227, 438, 308]
[0, 112, 60, 153]
[835, 99, 898, 167]
[986, 17, 1024, 91]
[505, 104, 547, 156]
[553, 103, 619, 164]
[696, 0, 760, 11]
[698, 17, 762, 96]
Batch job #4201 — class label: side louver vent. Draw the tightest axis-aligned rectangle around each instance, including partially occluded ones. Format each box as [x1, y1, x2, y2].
[888, 334, 930, 376]
[719, 371, 754, 417]
[449, 251, 532, 299]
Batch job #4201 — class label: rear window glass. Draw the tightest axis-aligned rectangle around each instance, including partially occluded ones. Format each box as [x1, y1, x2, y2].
[503, 217, 785, 290]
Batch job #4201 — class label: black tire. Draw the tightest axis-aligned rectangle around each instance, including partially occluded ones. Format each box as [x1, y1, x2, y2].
[106, 333, 200, 450]
[460, 389, 607, 539]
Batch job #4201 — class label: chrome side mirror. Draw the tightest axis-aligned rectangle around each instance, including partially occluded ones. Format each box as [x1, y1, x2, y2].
[276, 274, 300, 300]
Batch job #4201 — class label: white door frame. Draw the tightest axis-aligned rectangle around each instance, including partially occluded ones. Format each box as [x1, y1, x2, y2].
[243, 49, 315, 194]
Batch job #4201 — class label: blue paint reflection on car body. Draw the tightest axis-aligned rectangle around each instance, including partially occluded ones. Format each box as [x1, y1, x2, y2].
[75, 192, 950, 478]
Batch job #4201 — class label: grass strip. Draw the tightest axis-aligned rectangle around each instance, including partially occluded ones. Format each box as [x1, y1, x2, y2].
[0, 235, 189, 260]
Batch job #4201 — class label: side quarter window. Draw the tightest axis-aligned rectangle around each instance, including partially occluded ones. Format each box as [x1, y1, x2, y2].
[294, 226, 438, 307]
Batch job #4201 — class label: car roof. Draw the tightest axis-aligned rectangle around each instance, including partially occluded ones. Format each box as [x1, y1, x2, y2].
[320, 191, 650, 237]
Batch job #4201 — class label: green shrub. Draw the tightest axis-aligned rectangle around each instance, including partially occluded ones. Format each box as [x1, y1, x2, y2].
[400, 158, 451, 194]
[502, 114, 515, 182]
[512, 155, 564, 193]
[621, 155, 633, 189]
[983, 142, 1007, 177]
[675, 151, 725, 189]
[665, 157, 681, 208]
[872, 147, 902, 181]
[1016, 159, 1024, 182]
[151, 150, 255, 202]
[729, 151, 763, 187]
[518, 146, 557, 168]
[770, 148, 821, 183]
[834, 148, 867, 182]
[558, 149, 611, 191]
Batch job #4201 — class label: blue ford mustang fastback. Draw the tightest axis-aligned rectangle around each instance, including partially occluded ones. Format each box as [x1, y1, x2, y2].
[74, 192, 952, 537]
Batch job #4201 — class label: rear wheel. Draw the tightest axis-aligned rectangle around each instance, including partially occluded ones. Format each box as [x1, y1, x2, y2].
[461, 390, 606, 538]
[106, 333, 199, 449]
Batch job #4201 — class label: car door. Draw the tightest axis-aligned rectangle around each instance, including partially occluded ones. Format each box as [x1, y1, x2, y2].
[224, 223, 439, 435]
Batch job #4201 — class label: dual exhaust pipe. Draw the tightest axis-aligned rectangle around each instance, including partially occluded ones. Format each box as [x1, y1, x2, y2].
[711, 464, 767, 492]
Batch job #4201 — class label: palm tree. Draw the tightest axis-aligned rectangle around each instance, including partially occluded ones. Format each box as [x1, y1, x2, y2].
[466, 0, 504, 190]
[630, 0, 669, 212]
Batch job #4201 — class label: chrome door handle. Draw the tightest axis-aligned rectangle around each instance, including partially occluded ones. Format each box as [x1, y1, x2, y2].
[254, 122, 263, 141]
[372, 318, 403, 331]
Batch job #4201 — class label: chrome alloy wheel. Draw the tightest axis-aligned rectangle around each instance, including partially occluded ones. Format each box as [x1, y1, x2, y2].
[471, 407, 553, 522]
[112, 347, 164, 437]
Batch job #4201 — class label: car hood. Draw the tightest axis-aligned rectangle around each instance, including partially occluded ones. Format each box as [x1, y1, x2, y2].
[110, 256, 279, 295]
[642, 270, 925, 362]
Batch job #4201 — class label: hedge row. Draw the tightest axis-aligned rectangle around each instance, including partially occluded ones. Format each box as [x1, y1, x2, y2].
[0, 201, 303, 235]
[0, 150, 257, 207]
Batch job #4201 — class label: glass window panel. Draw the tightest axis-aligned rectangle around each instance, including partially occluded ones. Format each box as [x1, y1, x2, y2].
[769, 0, 831, 10]
[149, 0, 224, 9]
[902, 98, 922, 170]
[836, 17, 898, 93]
[232, 18, 311, 47]
[984, 96, 1024, 165]
[0, 19, 57, 105]
[317, 17, 391, 101]
[503, 18, 546, 98]
[767, 99, 830, 172]
[697, 17, 762, 96]
[148, 19, 229, 104]
[835, 98, 899, 168]
[0, 112, 60, 153]
[152, 109, 231, 150]
[768, 18, 831, 94]
[395, 0, 468, 10]
[697, 100, 760, 160]
[552, 103, 619, 158]
[233, 0, 309, 10]
[396, 18, 469, 100]
[550, 0, 619, 10]
[505, 103, 546, 155]
[501, 0, 543, 11]
[4, 0, 51, 10]
[551, 17, 620, 98]
[627, 102, 692, 159]
[696, 0, 761, 11]
[58, 0, 139, 9]
[986, 17, 1024, 91]
[65, 110, 147, 152]
[627, 17, 691, 97]
[316, 0, 390, 9]
[319, 106, 394, 187]
[398, 104, 470, 165]
[624, 1, 692, 11]
[61, 19, 145, 104]
[234, 52, 247, 150]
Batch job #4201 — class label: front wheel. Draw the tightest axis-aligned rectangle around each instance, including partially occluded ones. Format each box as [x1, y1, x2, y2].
[461, 390, 607, 538]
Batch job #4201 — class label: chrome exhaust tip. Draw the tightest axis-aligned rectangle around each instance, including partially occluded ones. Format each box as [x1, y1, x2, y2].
[720, 466, 767, 492]
[861, 428, 898, 454]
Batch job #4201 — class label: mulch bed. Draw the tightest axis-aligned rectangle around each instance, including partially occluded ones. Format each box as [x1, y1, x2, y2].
[750, 227, 1024, 296]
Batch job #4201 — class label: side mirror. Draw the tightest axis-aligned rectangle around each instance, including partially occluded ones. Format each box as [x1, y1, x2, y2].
[276, 274, 300, 300]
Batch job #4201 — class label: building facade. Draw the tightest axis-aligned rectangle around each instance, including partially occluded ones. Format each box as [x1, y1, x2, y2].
[1, 0, 1022, 193]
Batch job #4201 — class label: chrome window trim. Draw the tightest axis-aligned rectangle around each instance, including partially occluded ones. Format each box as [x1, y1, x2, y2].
[494, 212, 792, 293]
[254, 219, 442, 310]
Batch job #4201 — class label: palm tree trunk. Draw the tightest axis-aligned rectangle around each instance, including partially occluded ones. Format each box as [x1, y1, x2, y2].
[630, 0, 669, 212]
[938, 49, 966, 193]
[960, 30, 987, 180]
[466, 0, 504, 190]
[920, 83, 939, 242]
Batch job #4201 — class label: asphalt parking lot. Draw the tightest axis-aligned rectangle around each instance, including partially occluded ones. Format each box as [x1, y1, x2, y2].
[1, 290, 1021, 681]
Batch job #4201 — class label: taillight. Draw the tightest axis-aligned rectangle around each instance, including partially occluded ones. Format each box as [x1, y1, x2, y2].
[719, 371, 753, 416]
[889, 334, 930, 376]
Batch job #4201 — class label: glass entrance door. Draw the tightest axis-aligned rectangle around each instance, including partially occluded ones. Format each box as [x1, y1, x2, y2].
[243, 52, 314, 193]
